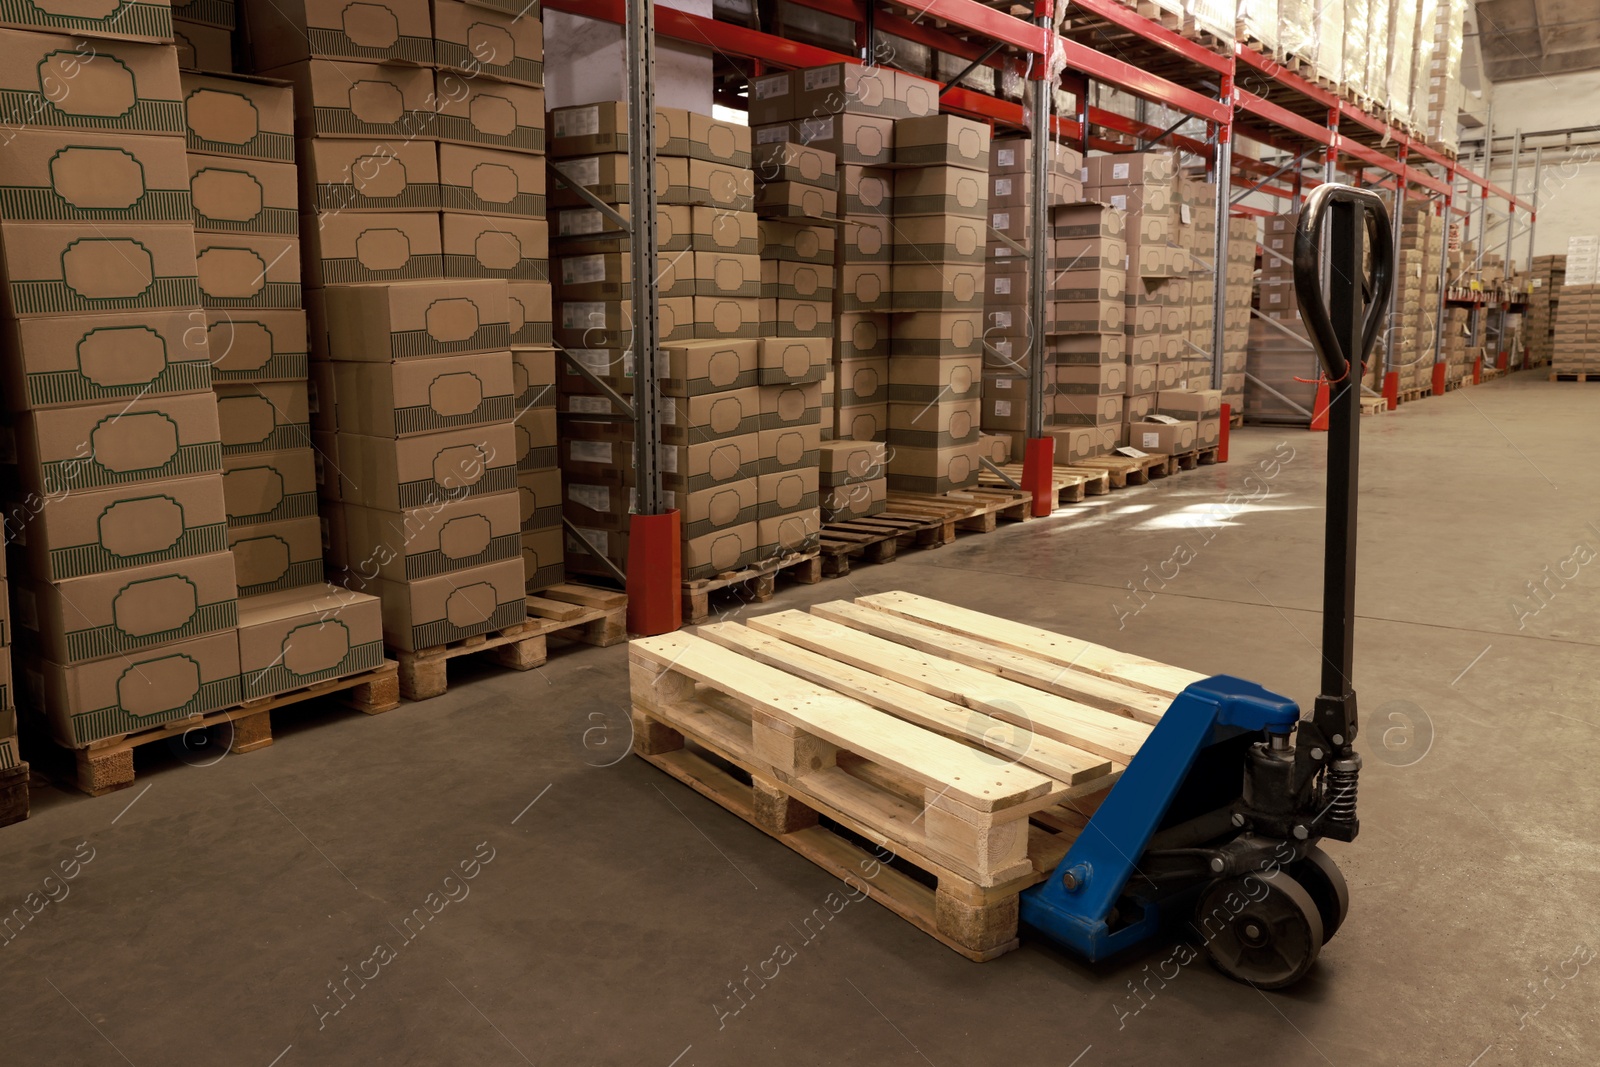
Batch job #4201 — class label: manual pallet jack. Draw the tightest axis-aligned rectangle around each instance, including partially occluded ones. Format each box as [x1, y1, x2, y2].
[1020, 185, 1394, 988]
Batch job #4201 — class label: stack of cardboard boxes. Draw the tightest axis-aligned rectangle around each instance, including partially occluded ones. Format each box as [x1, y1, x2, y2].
[1525, 255, 1564, 366]
[547, 102, 759, 581]
[1443, 306, 1470, 385]
[1219, 215, 1255, 415]
[1047, 200, 1127, 462]
[0, 528, 12, 776]
[1246, 212, 1323, 421]
[1566, 235, 1599, 287]
[1554, 283, 1600, 378]
[1397, 203, 1445, 391]
[174, 0, 234, 71]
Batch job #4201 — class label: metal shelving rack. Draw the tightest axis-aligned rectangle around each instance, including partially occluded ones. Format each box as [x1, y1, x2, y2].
[540, 0, 1544, 588]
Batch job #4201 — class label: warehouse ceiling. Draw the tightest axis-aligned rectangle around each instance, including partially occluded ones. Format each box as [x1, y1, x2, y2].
[1475, 0, 1600, 81]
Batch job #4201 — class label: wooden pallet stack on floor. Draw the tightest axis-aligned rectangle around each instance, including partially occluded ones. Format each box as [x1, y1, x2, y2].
[397, 584, 629, 700]
[629, 591, 1203, 960]
[817, 487, 1033, 578]
[681, 552, 822, 625]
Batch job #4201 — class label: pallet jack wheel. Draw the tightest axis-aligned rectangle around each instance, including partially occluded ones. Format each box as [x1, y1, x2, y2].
[1290, 845, 1349, 944]
[1197, 869, 1324, 989]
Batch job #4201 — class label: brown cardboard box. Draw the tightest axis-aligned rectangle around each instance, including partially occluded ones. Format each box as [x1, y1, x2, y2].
[1052, 392, 1124, 426]
[245, 0, 432, 67]
[0, 30, 184, 137]
[834, 403, 886, 441]
[839, 217, 891, 271]
[1127, 417, 1195, 453]
[181, 72, 294, 164]
[1124, 361, 1158, 395]
[228, 515, 322, 595]
[757, 507, 820, 557]
[7, 474, 228, 583]
[888, 399, 979, 448]
[1124, 393, 1155, 421]
[236, 584, 384, 700]
[759, 381, 822, 431]
[0, 128, 189, 225]
[692, 207, 759, 257]
[521, 526, 562, 590]
[511, 345, 555, 412]
[749, 71, 795, 125]
[1094, 152, 1176, 187]
[3, 312, 211, 410]
[981, 387, 1027, 432]
[517, 467, 561, 528]
[839, 168, 893, 217]
[753, 141, 837, 188]
[0, 221, 200, 317]
[336, 423, 517, 510]
[431, 72, 545, 152]
[755, 181, 838, 221]
[689, 295, 759, 340]
[891, 215, 984, 264]
[1156, 388, 1222, 419]
[208, 310, 310, 384]
[1054, 235, 1128, 272]
[369, 557, 525, 650]
[1053, 267, 1126, 303]
[893, 167, 986, 218]
[819, 440, 886, 484]
[792, 63, 937, 120]
[17, 550, 238, 664]
[514, 405, 555, 471]
[320, 278, 510, 360]
[1055, 363, 1127, 395]
[759, 336, 829, 385]
[33, 630, 241, 747]
[889, 354, 981, 402]
[1053, 297, 1125, 334]
[223, 448, 318, 527]
[1047, 425, 1106, 463]
[693, 252, 761, 298]
[821, 479, 886, 521]
[1051, 333, 1126, 364]
[301, 137, 441, 213]
[215, 383, 310, 455]
[507, 281, 552, 346]
[893, 114, 989, 170]
[654, 107, 752, 166]
[438, 143, 546, 217]
[432, 0, 543, 85]
[759, 258, 833, 302]
[266, 60, 434, 142]
[332, 352, 514, 437]
[174, 18, 232, 70]
[1052, 202, 1125, 241]
[441, 213, 547, 280]
[682, 523, 757, 580]
[303, 211, 443, 288]
[764, 114, 893, 169]
[194, 233, 301, 309]
[12, 392, 222, 495]
[661, 387, 761, 444]
[889, 263, 982, 313]
[2, 0, 174, 39]
[836, 314, 889, 360]
[885, 442, 980, 494]
[189, 153, 298, 235]
[673, 480, 758, 541]
[662, 434, 759, 493]
[757, 418, 821, 475]
[340, 492, 520, 583]
[659, 339, 759, 397]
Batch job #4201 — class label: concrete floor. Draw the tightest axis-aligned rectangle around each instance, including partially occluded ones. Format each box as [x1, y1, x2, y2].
[3, 374, 1597, 1066]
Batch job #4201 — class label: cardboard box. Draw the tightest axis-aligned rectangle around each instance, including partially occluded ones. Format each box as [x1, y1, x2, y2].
[1050, 332, 1127, 365]
[792, 63, 937, 120]
[893, 167, 986, 219]
[546, 102, 749, 166]
[17, 550, 238, 664]
[834, 357, 888, 405]
[302, 211, 443, 288]
[834, 403, 886, 442]
[1052, 297, 1125, 334]
[661, 387, 761, 444]
[981, 389, 1026, 432]
[821, 478, 885, 521]
[1052, 393, 1123, 426]
[682, 523, 757, 580]
[673, 480, 759, 541]
[33, 631, 241, 747]
[0, 128, 189, 225]
[3, 312, 211, 410]
[757, 507, 820, 557]
[507, 281, 551, 346]
[748, 71, 795, 125]
[819, 440, 886, 484]
[888, 399, 979, 448]
[432, 0, 543, 86]
[836, 314, 889, 360]
[266, 59, 434, 142]
[1127, 417, 1196, 453]
[759, 336, 829, 385]
[440, 213, 548, 280]
[893, 114, 989, 170]
[521, 526, 562, 591]
[0, 30, 184, 137]
[1055, 362, 1127, 395]
[753, 141, 837, 188]
[511, 345, 554, 411]
[369, 557, 525, 650]
[755, 181, 838, 221]
[891, 215, 985, 264]
[759, 381, 822, 431]
[1156, 389, 1222, 419]
[1124, 361, 1158, 395]
[181, 73, 295, 164]
[340, 492, 520, 583]
[215, 383, 310, 455]
[1124, 393, 1154, 421]
[301, 137, 441, 214]
[333, 352, 514, 437]
[518, 467, 561, 529]
[889, 263, 982, 313]
[189, 153, 299, 236]
[689, 295, 759, 339]
[757, 421, 821, 475]
[12, 392, 223, 495]
[236, 584, 385, 700]
[1047, 425, 1107, 463]
[223, 448, 319, 527]
[514, 405, 555, 471]
[320, 278, 510, 360]
[661, 435, 759, 493]
[1053, 202, 1126, 241]
[174, 19, 232, 70]
[1, 0, 174, 39]
[228, 515, 323, 595]
[976, 432, 1011, 465]
[839, 168, 893, 218]
[207, 310, 309, 384]
[765, 114, 893, 169]
[194, 233, 301, 309]
[7, 474, 229, 583]
[885, 442, 980, 494]
[659, 339, 759, 397]
[433, 72, 544, 152]
[0, 220, 200, 317]
[336, 423, 517, 510]
[244, 0, 432, 68]
[436, 143, 545, 218]
[889, 354, 981, 402]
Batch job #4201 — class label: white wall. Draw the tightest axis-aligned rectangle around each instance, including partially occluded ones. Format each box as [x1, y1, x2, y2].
[544, 0, 714, 114]
[1476, 71, 1600, 258]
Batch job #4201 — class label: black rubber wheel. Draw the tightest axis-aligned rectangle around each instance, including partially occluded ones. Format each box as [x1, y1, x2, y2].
[1196, 869, 1324, 989]
[1290, 846, 1349, 944]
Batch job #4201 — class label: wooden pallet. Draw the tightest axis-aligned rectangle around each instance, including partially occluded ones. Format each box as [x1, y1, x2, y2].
[1549, 372, 1598, 382]
[1359, 395, 1387, 415]
[399, 584, 628, 699]
[820, 512, 951, 578]
[1071, 452, 1170, 488]
[0, 763, 29, 827]
[1395, 387, 1426, 405]
[630, 591, 1204, 960]
[72, 661, 400, 796]
[1169, 446, 1221, 471]
[886, 486, 1033, 533]
[978, 464, 1095, 507]
[682, 551, 822, 625]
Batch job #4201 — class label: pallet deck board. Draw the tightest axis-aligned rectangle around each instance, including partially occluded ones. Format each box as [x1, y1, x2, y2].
[681, 550, 822, 624]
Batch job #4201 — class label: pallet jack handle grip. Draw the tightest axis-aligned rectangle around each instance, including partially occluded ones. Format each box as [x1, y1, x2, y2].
[1292, 185, 1394, 384]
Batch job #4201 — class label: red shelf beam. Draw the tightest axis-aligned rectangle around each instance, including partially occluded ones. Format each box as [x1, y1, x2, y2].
[1061, 0, 1231, 75]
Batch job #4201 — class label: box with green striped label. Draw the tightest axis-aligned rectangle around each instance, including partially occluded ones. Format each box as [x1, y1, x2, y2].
[215, 382, 310, 455]
[517, 468, 560, 532]
[0, 129, 190, 223]
[320, 278, 510, 361]
[0, 30, 184, 136]
[227, 515, 324, 596]
[181, 71, 294, 163]
[338, 491, 520, 583]
[442, 213, 548, 281]
[4, 311, 212, 410]
[172, 0, 232, 30]
[16, 549, 237, 665]
[433, 0, 542, 87]
[520, 527, 562, 593]
[12, 391, 223, 496]
[0, 221, 201, 317]
[8, 474, 228, 583]
[34, 630, 241, 747]
[195, 232, 302, 310]
[0, 0, 174, 41]
[369, 556, 525, 651]
[243, 0, 432, 69]
[333, 351, 514, 438]
[237, 584, 384, 701]
[432, 75, 544, 154]
[207, 310, 309, 383]
[189, 154, 298, 235]
[222, 448, 318, 527]
[174, 18, 231, 71]
[335, 423, 517, 511]
[303, 211, 442, 288]
[439, 142, 546, 218]
[265, 59, 434, 144]
[301, 137, 440, 213]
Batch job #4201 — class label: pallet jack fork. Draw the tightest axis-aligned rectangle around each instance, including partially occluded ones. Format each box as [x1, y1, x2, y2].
[1021, 185, 1394, 988]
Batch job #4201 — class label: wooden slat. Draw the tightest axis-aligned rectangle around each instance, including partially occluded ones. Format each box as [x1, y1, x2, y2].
[855, 591, 1206, 697]
[630, 633, 1055, 812]
[697, 622, 1111, 786]
[541, 583, 627, 610]
[524, 595, 587, 621]
[743, 611, 1151, 764]
[809, 600, 1168, 724]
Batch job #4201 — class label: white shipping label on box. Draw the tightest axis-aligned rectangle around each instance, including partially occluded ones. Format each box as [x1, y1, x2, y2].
[569, 484, 610, 512]
[994, 400, 1013, 417]
[562, 254, 607, 285]
[1112, 162, 1131, 181]
[993, 278, 1012, 296]
[554, 106, 601, 139]
[992, 211, 1011, 229]
[998, 148, 1016, 168]
[798, 117, 833, 142]
[1117, 445, 1149, 458]
[804, 67, 841, 90]
[754, 78, 787, 99]
[563, 303, 608, 329]
[558, 209, 606, 237]
[569, 396, 611, 414]
[554, 157, 601, 187]
[995, 178, 1014, 197]
[1140, 432, 1162, 449]
[756, 125, 790, 144]
[995, 378, 1013, 390]
[1110, 194, 1128, 211]
[571, 441, 612, 464]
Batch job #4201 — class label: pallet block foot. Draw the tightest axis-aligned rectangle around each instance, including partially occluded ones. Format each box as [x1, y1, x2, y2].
[489, 633, 547, 671]
[232, 710, 274, 754]
[935, 885, 1021, 958]
[76, 748, 134, 797]
[399, 658, 449, 701]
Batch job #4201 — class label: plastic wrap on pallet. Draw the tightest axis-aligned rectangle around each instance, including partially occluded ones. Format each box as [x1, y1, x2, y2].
[1365, 0, 1391, 112]
[1409, 0, 1437, 136]
[1278, 0, 1317, 60]
[1237, 0, 1280, 55]
[1186, 0, 1234, 43]
[1342, 0, 1372, 102]
[1426, 0, 1464, 152]
[1386, 0, 1417, 128]
[1316, 0, 1345, 86]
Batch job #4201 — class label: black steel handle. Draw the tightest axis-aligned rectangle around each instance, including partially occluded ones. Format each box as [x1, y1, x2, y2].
[1292, 184, 1394, 383]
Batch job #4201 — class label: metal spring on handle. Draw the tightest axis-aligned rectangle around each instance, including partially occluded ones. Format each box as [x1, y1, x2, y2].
[1327, 757, 1361, 823]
